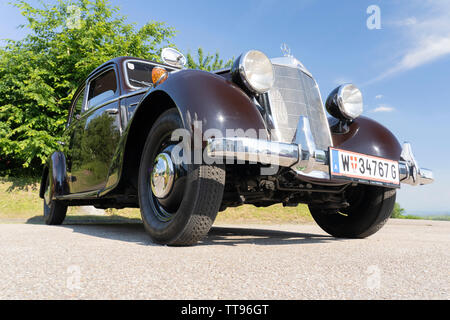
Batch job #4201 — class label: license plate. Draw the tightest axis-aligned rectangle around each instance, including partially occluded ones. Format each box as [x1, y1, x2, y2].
[329, 148, 400, 188]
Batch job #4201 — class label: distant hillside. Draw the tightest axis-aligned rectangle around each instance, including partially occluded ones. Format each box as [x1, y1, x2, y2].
[407, 210, 450, 216]
[403, 211, 450, 221]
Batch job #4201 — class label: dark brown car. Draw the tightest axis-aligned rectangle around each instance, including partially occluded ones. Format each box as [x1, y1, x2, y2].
[39, 48, 433, 245]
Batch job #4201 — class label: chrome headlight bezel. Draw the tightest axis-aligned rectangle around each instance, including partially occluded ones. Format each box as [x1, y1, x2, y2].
[326, 83, 364, 121]
[232, 50, 275, 94]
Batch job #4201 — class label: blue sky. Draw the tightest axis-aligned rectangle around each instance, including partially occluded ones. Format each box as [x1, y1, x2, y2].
[1, 0, 449, 213]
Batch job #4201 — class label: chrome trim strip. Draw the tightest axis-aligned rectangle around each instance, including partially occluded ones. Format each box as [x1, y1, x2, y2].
[265, 91, 282, 141]
[87, 97, 120, 111]
[119, 88, 148, 99]
[311, 78, 334, 147]
[291, 115, 329, 174]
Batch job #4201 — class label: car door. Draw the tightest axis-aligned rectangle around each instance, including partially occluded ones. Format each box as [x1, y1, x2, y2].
[65, 85, 86, 193]
[69, 66, 122, 194]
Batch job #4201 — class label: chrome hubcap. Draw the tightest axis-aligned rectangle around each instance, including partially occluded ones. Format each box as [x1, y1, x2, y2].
[151, 153, 175, 199]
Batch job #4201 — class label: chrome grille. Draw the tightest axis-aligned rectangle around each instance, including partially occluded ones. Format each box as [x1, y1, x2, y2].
[267, 65, 332, 150]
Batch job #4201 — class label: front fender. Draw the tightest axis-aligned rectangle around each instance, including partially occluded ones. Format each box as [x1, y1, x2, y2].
[106, 69, 268, 196]
[143, 69, 268, 137]
[332, 116, 402, 161]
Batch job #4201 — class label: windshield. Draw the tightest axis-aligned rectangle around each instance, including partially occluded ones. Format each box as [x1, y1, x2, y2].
[125, 61, 155, 88]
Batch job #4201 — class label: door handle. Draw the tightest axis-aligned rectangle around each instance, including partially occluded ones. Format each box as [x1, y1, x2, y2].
[105, 108, 119, 115]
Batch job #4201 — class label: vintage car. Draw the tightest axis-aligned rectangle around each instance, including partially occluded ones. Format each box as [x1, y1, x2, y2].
[39, 47, 433, 245]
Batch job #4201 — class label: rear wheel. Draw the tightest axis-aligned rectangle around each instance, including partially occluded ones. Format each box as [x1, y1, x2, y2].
[138, 109, 225, 246]
[309, 185, 396, 238]
[43, 176, 67, 225]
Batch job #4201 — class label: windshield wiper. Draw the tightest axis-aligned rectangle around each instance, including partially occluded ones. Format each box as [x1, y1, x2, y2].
[129, 79, 153, 87]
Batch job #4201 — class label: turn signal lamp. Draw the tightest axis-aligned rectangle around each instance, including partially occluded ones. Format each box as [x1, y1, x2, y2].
[152, 67, 169, 86]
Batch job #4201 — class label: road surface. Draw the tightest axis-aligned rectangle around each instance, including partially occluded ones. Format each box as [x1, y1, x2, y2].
[0, 218, 448, 299]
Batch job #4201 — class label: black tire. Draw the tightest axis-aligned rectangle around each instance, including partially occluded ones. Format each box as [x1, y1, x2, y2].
[43, 176, 67, 225]
[138, 109, 225, 246]
[309, 185, 396, 238]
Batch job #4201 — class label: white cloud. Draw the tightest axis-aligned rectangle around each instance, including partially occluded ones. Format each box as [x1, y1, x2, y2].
[379, 36, 450, 80]
[375, 94, 383, 99]
[393, 17, 417, 27]
[371, 105, 395, 113]
[370, 1, 450, 82]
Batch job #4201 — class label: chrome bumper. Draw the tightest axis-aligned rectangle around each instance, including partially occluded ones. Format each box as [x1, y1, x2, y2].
[206, 125, 433, 186]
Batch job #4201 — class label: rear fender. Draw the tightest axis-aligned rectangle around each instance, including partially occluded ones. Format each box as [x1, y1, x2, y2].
[39, 152, 70, 200]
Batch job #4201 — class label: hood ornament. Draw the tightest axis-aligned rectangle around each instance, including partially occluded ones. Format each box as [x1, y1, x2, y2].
[281, 43, 292, 57]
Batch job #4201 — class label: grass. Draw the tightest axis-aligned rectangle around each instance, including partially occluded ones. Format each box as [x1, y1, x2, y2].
[0, 176, 86, 219]
[426, 215, 450, 221]
[0, 176, 43, 218]
[0, 176, 313, 224]
[216, 204, 312, 224]
[2, 176, 448, 223]
[105, 203, 313, 224]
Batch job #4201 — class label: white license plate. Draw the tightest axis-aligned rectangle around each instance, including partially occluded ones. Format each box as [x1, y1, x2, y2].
[329, 148, 400, 187]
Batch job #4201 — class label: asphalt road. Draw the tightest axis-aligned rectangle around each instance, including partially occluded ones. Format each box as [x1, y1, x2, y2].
[0, 218, 448, 299]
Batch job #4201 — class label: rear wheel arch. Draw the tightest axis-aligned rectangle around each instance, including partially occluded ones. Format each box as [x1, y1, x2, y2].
[39, 166, 49, 199]
[40, 152, 69, 200]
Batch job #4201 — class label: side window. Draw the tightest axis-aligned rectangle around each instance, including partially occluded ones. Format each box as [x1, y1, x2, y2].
[126, 61, 154, 88]
[74, 89, 85, 115]
[87, 69, 117, 109]
[68, 87, 85, 126]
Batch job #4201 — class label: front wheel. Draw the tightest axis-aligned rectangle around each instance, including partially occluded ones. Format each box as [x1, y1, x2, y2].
[309, 185, 396, 238]
[138, 109, 225, 246]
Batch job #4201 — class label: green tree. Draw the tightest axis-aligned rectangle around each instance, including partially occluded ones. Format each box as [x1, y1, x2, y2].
[186, 47, 233, 71]
[391, 203, 406, 219]
[0, 0, 175, 174]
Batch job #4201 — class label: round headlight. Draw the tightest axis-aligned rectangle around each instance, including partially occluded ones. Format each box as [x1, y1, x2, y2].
[326, 84, 363, 120]
[232, 50, 274, 94]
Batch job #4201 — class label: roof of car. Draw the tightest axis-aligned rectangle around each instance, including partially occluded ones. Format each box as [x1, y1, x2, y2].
[87, 56, 179, 78]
